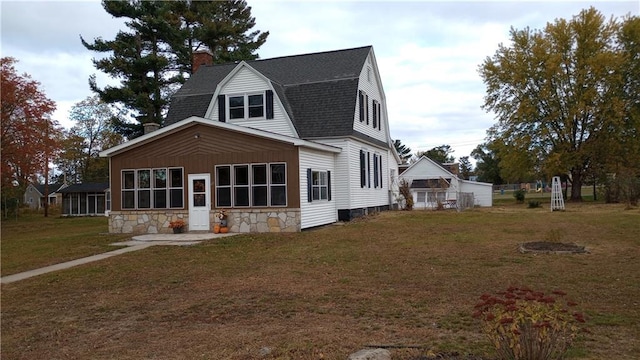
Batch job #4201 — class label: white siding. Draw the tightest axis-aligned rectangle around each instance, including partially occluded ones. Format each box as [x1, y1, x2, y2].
[210, 66, 297, 137]
[460, 181, 493, 207]
[353, 52, 389, 144]
[299, 148, 337, 229]
[316, 138, 392, 210]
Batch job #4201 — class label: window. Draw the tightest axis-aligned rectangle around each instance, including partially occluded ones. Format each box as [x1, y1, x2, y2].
[367, 67, 372, 82]
[252, 164, 267, 206]
[122, 171, 135, 209]
[306, 168, 331, 203]
[270, 163, 287, 206]
[216, 166, 231, 207]
[215, 163, 287, 208]
[312, 171, 328, 200]
[137, 169, 151, 208]
[372, 100, 379, 129]
[121, 168, 183, 210]
[417, 192, 426, 203]
[373, 154, 383, 188]
[229, 96, 244, 119]
[234, 165, 249, 206]
[228, 93, 265, 120]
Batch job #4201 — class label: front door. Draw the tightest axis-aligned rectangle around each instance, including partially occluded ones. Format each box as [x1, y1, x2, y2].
[188, 174, 210, 231]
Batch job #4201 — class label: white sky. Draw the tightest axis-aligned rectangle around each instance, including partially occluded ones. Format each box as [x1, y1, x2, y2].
[2, 0, 638, 160]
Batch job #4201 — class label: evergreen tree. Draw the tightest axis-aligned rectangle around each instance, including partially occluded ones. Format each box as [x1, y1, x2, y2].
[416, 145, 455, 164]
[393, 139, 412, 164]
[82, 0, 269, 139]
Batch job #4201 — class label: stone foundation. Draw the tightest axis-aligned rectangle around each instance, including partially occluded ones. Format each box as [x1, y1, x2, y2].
[108, 208, 301, 234]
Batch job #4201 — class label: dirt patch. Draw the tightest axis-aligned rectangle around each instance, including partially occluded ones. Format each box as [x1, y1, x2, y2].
[519, 241, 588, 254]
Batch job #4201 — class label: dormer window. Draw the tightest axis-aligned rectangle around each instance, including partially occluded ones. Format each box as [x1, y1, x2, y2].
[228, 93, 264, 120]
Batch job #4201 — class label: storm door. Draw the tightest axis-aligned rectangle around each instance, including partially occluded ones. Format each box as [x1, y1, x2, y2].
[188, 174, 210, 231]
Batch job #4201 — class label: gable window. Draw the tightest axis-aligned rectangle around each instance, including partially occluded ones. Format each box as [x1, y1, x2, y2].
[215, 163, 287, 208]
[121, 168, 183, 210]
[228, 93, 265, 120]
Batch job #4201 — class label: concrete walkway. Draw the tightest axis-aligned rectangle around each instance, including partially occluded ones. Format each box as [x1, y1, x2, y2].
[1, 232, 237, 285]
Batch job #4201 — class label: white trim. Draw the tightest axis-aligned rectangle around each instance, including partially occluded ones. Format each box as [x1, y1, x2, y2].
[100, 116, 340, 157]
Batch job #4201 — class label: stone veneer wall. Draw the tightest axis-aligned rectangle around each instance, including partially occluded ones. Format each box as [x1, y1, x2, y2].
[108, 209, 301, 234]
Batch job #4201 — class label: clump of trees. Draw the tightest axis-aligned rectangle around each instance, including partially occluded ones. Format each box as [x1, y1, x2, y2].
[82, 0, 269, 139]
[479, 7, 640, 203]
[1, 57, 61, 216]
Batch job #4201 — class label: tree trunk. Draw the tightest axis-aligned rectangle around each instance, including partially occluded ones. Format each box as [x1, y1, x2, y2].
[570, 170, 583, 201]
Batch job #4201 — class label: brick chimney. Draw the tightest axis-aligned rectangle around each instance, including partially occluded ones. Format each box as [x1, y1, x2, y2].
[444, 162, 459, 175]
[143, 122, 160, 134]
[192, 49, 214, 74]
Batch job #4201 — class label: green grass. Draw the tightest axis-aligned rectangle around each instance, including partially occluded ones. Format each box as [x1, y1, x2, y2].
[1, 203, 639, 359]
[1, 212, 130, 275]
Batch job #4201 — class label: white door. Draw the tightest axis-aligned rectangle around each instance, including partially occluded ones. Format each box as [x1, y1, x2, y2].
[188, 174, 210, 231]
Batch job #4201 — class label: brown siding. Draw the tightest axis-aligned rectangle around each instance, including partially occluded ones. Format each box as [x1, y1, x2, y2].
[110, 124, 300, 210]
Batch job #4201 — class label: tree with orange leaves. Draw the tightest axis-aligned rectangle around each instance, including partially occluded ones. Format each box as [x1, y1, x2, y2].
[1, 57, 61, 215]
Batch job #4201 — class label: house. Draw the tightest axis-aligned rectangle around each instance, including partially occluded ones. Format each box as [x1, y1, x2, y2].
[399, 156, 493, 209]
[23, 183, 66, 209]
[59, 183, 110, 216]
[100, 46, 401, 234]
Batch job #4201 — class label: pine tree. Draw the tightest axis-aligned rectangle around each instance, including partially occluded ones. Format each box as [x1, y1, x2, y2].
[82, 0, 269, 139]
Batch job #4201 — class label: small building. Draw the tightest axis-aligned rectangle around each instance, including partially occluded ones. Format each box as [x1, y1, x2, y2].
[59, 183, 110, 216]
[23, 183, 66, 209]
[399, 156, 493, 209]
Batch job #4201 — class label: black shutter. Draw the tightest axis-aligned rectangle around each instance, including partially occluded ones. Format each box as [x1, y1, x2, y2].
[379, 155, 383, 187]
[327, 171, 331, 201]
[307, 168, 312, 202]
[367, 151, 371, 188]
[359, 91, 364, 122]
[360, 150, 366, 188]
[218, 94, 226, 122]
[365, 95, 369, 125]
[374, 155, 378, 188]
[266, 90, 274, 119]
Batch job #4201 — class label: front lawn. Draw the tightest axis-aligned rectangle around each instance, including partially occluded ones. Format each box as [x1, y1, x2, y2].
[2, 204, 639, 359]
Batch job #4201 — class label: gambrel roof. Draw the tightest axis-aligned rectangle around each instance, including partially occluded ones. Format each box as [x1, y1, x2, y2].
[165, 46, 374, 141]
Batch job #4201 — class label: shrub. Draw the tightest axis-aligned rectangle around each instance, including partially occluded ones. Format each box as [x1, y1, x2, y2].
[513, 189, 526, 203]
[473, 286, 586, 360]
[528, 200, 541, 208]
[399, 179, 413, 210]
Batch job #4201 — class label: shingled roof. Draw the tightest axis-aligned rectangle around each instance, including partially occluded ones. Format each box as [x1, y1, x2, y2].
[165, 46, 374, 142]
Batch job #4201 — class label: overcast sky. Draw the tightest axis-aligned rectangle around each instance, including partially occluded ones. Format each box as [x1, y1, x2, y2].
[2, 1, 638, 161]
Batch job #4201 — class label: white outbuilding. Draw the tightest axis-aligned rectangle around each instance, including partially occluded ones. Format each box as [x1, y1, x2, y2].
[399, 156, 493, 209]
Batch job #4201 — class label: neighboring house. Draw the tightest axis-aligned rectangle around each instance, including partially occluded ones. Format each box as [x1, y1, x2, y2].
[399, 156, 493, 209]
[59, 183, 110, 216]
[23, 183, 66, 209]
[100, 46, 401, 234]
